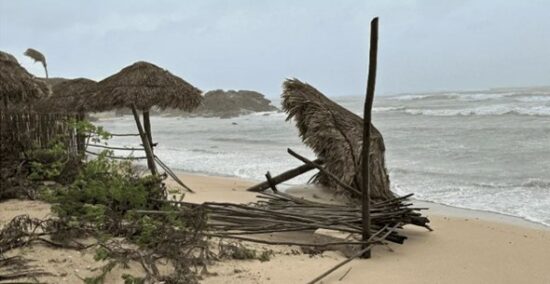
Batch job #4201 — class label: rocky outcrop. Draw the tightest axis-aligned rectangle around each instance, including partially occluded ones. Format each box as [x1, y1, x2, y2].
[183, 89, 278, 118]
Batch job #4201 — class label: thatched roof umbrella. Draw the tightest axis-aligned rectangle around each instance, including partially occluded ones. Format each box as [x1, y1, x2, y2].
[282, 79, 394, 201]
[38, 78, 96, 113]
[88, 61, 202, 175]
[0, 50, 49, 110]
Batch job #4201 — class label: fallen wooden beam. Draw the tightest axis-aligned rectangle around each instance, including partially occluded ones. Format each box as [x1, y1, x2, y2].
[245, 159, 323, 192]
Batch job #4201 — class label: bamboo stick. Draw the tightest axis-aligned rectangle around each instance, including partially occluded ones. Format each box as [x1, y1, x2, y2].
[307, 224, 397, 284]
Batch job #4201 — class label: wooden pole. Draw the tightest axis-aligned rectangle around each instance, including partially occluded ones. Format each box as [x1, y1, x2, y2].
[131, 105, 157, 175]
[143, 110, 154, 149]
[265, 171, 278, 192]
[361, 17, 379, 259]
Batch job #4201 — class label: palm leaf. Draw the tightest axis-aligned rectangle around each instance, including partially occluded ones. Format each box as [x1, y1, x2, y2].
[24, 48, 48, 78]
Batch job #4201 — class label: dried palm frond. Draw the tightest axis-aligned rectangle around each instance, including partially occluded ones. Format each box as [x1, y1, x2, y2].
[87, 61, 202, 112]
[36, 78, 96, 113]
[282, 78, 393, 201]
[24, 48, 48, 79]
[0, 50, 50, 109]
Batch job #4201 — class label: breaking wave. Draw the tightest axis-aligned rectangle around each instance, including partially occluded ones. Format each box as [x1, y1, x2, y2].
[403, 105, 550, 117]
[388, 92, 549, 102]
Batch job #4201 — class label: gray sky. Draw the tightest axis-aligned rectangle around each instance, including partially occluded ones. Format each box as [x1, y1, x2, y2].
[1, 0, 549, 97]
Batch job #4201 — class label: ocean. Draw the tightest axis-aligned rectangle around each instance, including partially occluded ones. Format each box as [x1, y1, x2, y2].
[95, 89, 550, 227]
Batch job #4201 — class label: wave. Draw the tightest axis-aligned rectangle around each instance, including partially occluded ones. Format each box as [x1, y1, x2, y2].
[389, 94, 432, 101]
[403, 105, 550, 117]
[373, 106, 405, 112]
[513, 95, 550, 103]
[388, 92, 519, 102]
[209, 137, 277, 144]
[521, 179, 550, 189]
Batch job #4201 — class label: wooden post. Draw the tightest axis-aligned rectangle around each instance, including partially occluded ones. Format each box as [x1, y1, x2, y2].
[143, 110, 154, 149]
[361, 17, 379, 259]
[265, 171, 278, 192]
[131, 105, 157, 176]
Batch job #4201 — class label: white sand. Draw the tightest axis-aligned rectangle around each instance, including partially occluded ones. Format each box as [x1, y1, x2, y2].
[1, 172, 549, 284]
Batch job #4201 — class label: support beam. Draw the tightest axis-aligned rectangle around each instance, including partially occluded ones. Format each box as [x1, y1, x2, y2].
[143, 110, 154, 148]
[131, 105, 157, 175]
[361, 17, 379, 259]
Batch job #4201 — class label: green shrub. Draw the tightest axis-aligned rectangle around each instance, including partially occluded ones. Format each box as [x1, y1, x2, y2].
[26, 139, 68, 181]
[49, 151, 164, 234]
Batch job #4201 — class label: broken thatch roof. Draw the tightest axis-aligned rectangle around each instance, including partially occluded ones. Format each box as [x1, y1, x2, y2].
[38, 78, 96, 113]
[282, 78, 394, 201]
[0, 51, 49, 109]
[88, 61, 202, 112]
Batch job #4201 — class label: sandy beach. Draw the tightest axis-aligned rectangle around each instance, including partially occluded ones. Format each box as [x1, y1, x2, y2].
[1, 172, 549, 284]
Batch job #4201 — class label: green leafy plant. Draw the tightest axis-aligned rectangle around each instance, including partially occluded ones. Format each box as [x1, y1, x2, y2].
[26, 139, 68, 181]
[68, 119, 111, 144]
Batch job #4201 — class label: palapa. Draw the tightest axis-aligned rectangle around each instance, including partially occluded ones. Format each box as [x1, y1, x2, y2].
[0, 50, 50, 109]
[282, 79, 394, 201]
[87, 61, 202, 112]
[87, 61, 202, 179]
[38, 78, 96, 113]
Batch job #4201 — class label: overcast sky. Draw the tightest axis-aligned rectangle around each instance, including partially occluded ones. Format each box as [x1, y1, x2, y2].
[1, 0, 549, 97]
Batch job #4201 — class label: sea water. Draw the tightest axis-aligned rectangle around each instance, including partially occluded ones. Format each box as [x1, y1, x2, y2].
[96, 89, 550, 226]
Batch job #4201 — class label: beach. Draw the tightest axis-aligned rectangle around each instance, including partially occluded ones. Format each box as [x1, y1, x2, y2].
[2, 172, 549, 284]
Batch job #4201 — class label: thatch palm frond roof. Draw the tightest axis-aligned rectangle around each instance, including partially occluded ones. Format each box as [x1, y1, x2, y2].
[0, 50, 50, 109]
[282, 78, 393, 200]
[88, 61, 202, 112]
[38, 78, 96, 113]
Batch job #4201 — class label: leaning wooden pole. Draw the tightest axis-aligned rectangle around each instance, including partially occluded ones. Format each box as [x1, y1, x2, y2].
[131, 105, 157, 176]
[143, 110, 154, 149]
[361, 17, 379, 259]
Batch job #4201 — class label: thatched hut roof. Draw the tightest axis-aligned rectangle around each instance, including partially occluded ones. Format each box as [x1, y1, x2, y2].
[88, 61, 202, 112]
[282, 78, 394, 201]
[0, 50, 50, 109]
[38, 78, 96, 113]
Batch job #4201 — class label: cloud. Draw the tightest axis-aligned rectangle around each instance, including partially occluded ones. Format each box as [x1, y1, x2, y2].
[1, 0, 548, 96]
